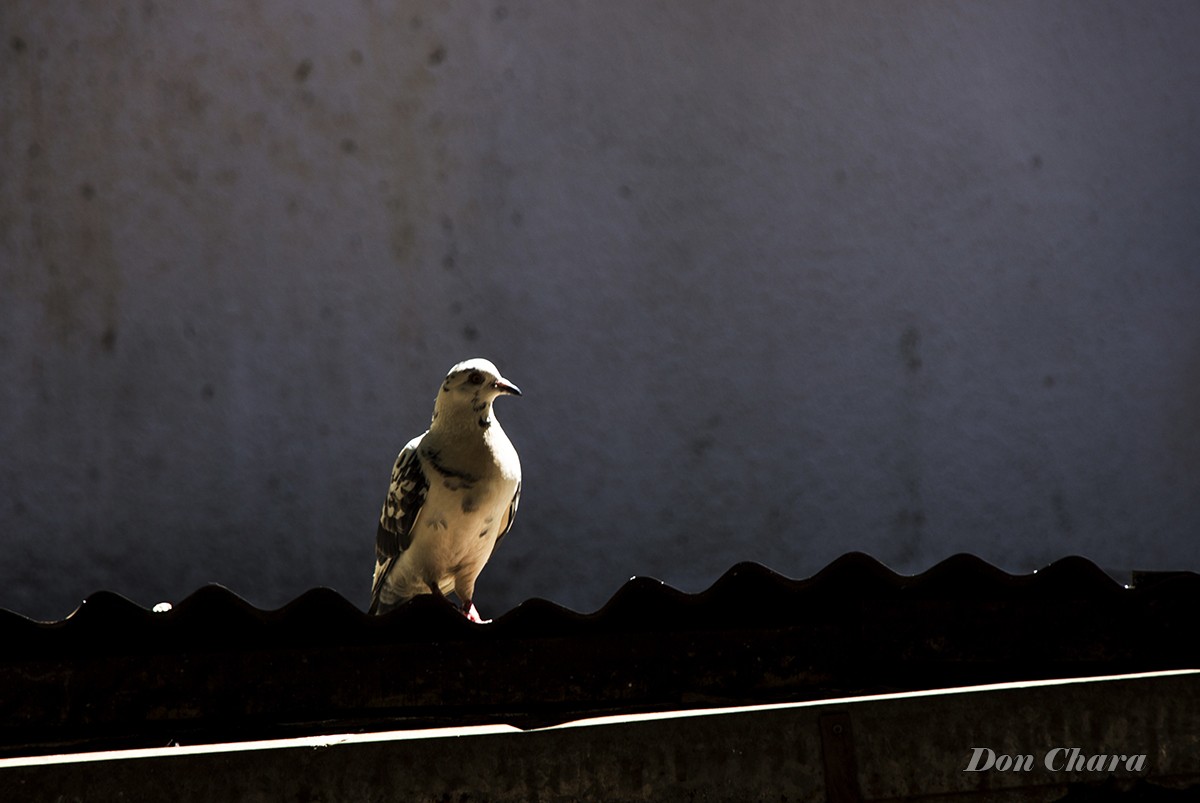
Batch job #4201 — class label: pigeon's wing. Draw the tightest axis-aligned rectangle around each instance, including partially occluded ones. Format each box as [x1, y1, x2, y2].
[493, 480, 520, 548]
[369, 433, 429, 613]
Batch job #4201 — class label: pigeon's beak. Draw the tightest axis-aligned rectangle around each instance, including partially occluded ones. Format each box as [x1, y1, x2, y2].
[493, 377, 522, 397]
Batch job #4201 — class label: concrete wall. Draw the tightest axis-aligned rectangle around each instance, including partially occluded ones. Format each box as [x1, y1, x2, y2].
[2, 2, 1198, 620]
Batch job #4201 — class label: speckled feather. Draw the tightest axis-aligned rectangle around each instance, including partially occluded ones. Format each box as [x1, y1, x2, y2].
[375, 435, 428, 562]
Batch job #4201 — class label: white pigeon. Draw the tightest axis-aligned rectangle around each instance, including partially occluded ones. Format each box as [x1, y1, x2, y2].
[369, 358, 522, 621]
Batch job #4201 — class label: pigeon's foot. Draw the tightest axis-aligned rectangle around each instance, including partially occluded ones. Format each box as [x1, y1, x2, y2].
[462, 600, 491, 624]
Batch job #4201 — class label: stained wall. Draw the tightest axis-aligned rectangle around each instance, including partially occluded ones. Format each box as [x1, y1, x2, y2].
[2, 2, 1198, 618]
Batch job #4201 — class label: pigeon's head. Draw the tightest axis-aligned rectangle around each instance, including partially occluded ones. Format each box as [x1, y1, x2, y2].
[434, 358, 521, 423]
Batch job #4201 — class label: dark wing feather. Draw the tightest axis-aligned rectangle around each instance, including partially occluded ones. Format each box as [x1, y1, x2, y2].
[369, 434, 429, 611]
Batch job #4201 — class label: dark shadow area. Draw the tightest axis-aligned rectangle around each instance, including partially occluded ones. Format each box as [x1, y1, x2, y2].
[2, 553, 1198, 758]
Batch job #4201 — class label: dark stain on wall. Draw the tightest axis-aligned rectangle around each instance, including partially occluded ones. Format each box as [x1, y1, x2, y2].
[899, 325, 922, 374]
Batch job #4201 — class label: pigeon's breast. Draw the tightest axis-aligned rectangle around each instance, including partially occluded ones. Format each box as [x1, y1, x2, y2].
[411, 473, 516, 577]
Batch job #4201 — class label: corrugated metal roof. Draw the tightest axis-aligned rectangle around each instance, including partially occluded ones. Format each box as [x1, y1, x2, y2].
[2, 553, 1197, 757]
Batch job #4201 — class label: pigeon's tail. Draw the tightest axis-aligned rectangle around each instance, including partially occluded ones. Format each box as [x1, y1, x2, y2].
[368, 554, 398, 616]
[368, 583, 406, 616]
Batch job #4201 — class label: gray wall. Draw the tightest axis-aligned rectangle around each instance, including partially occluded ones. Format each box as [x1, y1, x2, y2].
[2, 2, 1198, 621]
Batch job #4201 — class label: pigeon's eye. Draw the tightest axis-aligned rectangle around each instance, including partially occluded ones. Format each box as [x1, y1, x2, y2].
[468, 371, 485, 385]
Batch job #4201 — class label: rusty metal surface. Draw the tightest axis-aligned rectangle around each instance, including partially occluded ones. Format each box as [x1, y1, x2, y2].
[1, 553, 1198, 757]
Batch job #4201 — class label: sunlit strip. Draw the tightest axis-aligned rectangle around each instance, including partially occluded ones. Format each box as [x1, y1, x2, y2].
[545, 668, 1200, 730]
[1, 669, 1194, 769]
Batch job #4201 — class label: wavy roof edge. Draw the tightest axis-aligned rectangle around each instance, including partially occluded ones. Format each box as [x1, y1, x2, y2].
[2, 553, 1196, 637]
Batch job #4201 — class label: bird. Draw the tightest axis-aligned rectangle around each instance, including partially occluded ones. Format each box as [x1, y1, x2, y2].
[369, 358, 522, 622]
